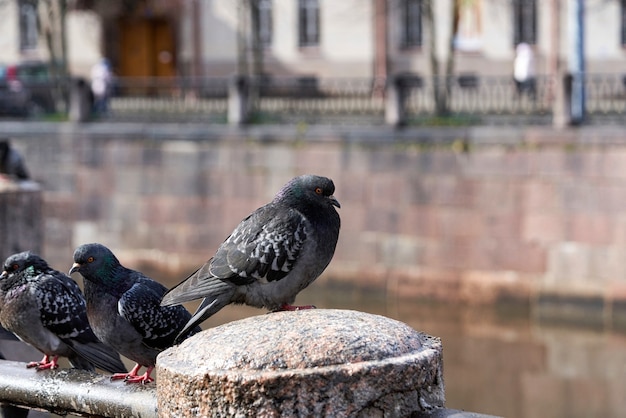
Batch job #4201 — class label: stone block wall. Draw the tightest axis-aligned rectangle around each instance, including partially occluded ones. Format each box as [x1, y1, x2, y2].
[0, 182, 42, 262]
[8, 123, 626, 312]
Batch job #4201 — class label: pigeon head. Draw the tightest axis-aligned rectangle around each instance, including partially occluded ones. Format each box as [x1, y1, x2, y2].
[1, 251, 49, 279]
[70, 243, 123, 285]
[275, 175, 340, 213]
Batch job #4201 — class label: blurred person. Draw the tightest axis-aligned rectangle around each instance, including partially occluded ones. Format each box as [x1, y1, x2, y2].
[0, 138, 29, 180]
[514, 42, 536, 100]
[90, 58, 113, 115]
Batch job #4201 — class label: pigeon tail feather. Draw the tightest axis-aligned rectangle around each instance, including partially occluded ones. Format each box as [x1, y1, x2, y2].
[161, 267, 232, 307]
[67, 353, 96, 372]
[68, 340, 127, 374]
[174, 292, 233, 344]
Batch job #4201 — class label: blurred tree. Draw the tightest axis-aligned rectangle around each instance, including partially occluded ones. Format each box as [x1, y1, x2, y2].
[40, 0, 67, 72]
[423, 0, 460, 116]
[236, 0, 267, 115]
[3, 0, 70, 109]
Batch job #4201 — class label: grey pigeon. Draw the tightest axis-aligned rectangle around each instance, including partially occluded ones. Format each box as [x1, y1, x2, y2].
[69, 243, 201, 384]
[0, 138, 29, 180]
[161, 174, 341, 341]
[0, 251, 127, 374]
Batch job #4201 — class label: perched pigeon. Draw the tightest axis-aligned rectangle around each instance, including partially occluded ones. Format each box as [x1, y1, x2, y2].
[69, 243, 201, 384]
[0, 251, 127, 374]
[161, 174, 341, 341]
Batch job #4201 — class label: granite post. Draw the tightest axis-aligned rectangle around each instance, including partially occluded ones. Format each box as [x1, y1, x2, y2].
[157, 309, 445, 417]
[0, 181, 42, 262]
[228, 74, 249, 126]
[68, 78, 93, 123]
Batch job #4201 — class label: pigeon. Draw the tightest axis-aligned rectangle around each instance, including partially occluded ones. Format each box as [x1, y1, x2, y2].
[69, 243, 201, 384]
[0, 251, 127, 374]
[161, 174, 341, 341]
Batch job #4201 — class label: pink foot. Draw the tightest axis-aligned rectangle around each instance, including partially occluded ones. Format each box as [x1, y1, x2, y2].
[27, 355, 59, 370]
[124, 370, 154, 384]
[277, 303, 317, 311]
[111, 364, 154, 384]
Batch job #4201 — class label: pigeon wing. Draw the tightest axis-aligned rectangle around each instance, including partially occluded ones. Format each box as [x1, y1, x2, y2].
[119, 277, 194, 350]
[161, 206, 308, 307]
[211, 207, 309, 285]
[35, 272, 90, 341]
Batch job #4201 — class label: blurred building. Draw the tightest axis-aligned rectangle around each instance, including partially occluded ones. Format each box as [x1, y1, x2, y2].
[0, 0, 625, 81]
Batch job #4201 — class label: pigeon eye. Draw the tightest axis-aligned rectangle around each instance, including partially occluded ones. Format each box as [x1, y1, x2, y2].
[11, 264, 18, 271]
[315, 187, 323, 195]
[87, 256, 94, 263]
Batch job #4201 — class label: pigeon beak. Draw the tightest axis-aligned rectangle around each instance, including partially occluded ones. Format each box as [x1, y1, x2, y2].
[329, 195, 340, 208]
[69, 263, 81, 275]
[0, 271, 6, 279]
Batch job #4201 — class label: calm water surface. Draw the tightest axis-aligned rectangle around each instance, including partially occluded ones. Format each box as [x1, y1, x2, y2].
[192, 282, 625, 418]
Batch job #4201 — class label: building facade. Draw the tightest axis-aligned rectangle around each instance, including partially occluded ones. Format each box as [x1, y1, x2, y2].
[0, 0, 625, 81]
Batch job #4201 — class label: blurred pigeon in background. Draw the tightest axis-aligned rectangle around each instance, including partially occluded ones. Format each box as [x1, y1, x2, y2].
[70, 243, 201, 384]
[0, 252, 126, 374]
[161, 174, 341, 341]
[0, 138, 29, 180]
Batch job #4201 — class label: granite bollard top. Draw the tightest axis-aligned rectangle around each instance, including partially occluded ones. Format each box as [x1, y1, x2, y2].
[158, 309, 444, 417]
[162, 309, 425, 371]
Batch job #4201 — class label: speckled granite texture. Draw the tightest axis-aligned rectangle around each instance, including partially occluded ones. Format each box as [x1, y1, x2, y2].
[157, 309, 444, 417]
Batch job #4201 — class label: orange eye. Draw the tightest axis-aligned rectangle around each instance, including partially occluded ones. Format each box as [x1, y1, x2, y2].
[315, 187, 323, 195]
[87, 256, 94, 263]
[12, 264, 18, 271]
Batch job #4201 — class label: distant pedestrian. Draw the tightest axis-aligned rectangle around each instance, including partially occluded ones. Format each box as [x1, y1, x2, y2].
[514, 42, 536, 100]
[90, 58, 113, 115]
[0, 138, 29, 180]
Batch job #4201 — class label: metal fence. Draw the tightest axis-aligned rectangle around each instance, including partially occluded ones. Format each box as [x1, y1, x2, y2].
[585, 73, 626, 115]
[102, 74, 626, 125]
[108, 76, 229, 123]
[0, 359, 157, 417]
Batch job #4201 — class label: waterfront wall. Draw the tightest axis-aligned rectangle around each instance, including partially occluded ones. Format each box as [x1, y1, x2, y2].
[6, 123, 626, 314]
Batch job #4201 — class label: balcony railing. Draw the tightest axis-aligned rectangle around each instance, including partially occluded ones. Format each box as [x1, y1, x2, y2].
[88, 73, 626, 125]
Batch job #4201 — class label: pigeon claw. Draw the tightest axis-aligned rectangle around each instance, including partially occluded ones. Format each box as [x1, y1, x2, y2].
[111, 364, 155, 384]
[27, 355, 59, 371]
[124, 373, 154, 384]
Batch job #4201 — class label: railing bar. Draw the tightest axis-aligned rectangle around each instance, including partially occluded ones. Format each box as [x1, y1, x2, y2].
[0, 360, 157, 418]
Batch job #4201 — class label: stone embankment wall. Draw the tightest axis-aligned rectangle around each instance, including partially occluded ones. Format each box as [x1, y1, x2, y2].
[6, 123, 626, 316]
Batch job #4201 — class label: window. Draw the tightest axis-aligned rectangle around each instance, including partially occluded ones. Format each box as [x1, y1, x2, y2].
[401, 0, 422, 48]
[256, 0, 272, 46]
[455, 0, 482, 51]
[19, 0, 38, 51]
[298, 0, 320, 47]
[513, 0, 537, 45]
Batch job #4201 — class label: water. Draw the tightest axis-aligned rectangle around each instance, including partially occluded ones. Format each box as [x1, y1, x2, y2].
[195, 282, 626, 418]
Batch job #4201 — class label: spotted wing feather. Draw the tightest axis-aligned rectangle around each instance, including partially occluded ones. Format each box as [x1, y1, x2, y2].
[36, 272, 90, 341]
[211, 207, 308, 285]
[118, 275, 197, 350]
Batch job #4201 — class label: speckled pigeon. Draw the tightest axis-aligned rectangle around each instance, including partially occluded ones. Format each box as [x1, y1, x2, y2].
[0, 251, 127, 374]
[161, 174, 341, 341]
[69, 243, 201, 384]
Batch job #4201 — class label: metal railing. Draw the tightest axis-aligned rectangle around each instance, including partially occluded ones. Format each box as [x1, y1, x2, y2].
[0, 358, 488, 418]
[252, 77, 386, 124]
[0, 359, 156, 417]
[585, 73, 626, 115]
[92, 73, 626, 125]
[108, 76, 229, 122]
